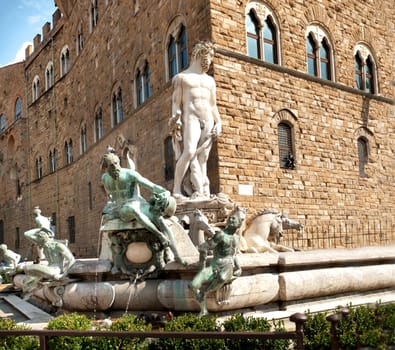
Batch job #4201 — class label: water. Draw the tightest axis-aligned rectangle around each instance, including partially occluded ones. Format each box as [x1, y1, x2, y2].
[124, 275, 138, 315]
[93, 216, 104, 320]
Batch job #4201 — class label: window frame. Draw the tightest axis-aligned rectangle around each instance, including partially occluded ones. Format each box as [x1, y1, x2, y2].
[94, 107, 104, 142]
[357, 136, 369, 177]
[67, 216, 76, 244]
[246, 10, 261, 59]
[35, 156, 43, 179]
[0, 114, 6, 131]
[45, 62, 55, 90]
[49, 149, 57, 173]
[14, 97, 22, 120]
[164, 136, 175, 181]
[60, 46, 70, 77]
[76, 22, 84, 55]
[112, 88, 123, 127]
[305, 26, 334, 81]
[65, 140, 73, 165]
[32, 76, 40, 102]
[245, 4, 280, 64]
[80, 124, 87, 154]
[90, 0, 98, 32]
[166, 21, 188, 80]
[354, 44, 377, 94]
[278, 121, 295, 169]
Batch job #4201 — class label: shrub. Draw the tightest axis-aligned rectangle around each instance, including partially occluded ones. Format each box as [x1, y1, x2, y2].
[93, 313, 152, 350]
[337, 304, 384, 349]
[0, 318, 39, 350]
[303, 311, 331, 350]
[376, 303, 395, 346]
[151, 313, 225, 350]
[46, 312, 92, 350]
[223, 313, 290, 350]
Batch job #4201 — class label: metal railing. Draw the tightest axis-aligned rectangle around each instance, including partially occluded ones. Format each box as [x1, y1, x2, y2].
[283, 217, 395, 250]
[0, 312, 308, 350]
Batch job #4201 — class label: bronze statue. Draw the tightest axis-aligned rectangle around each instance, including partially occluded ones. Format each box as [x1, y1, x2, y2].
[189, 206, 246, 315]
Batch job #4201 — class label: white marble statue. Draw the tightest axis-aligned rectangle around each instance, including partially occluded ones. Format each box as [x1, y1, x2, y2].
[31, 206, 54, 262]
[0, 244, 21, 275]
[23, 229, 75, 295]
[239, 209, 304, 254]
[169, 40, 222, 200]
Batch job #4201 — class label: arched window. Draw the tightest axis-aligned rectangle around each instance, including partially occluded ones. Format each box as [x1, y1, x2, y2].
[167, 36, 177, 79]
[144, 62, 151, 99]
[90, 0, 98, 32]
[357, 137, 368, 177]
[45, 62, 54, 90]
[354, 53, 363, 90]
[365, 56, 374, 93]
[32, 76, 40, 102]
[15, 97, 22, 120]
[306, 26, 333, 80]
[178, 26, 188, 70]
[136, 61, 151, 106]
[136, 69, 143, 106]
[49, 149, 57, 173]
[76, 23, 84, 55]
[112, 88, 123, 126]
[15, 167, 21, 198]
[0, 114, 5, 131]
[67, 216, 76, 244]
[80, 125, 87, 154]
[35, 156, 43, 179]
[278, 122, 295, 169]
[94, 107, 104, 141]
[319, 38, 331, 80]
[65, 140, 73, 165]
[164, 136, 174, 181]
[263, 16, 277, 64]
[246, 10, 260, 59]
[306, 33, 317, 76]
[354, 44, 377, 94]
[245, 5, 280, 64]
[167, 24, 188, 80]
[60, 47, 70, 77]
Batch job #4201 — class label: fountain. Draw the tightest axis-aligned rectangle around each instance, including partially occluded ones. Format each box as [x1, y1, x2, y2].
[9, 40, 395, 318]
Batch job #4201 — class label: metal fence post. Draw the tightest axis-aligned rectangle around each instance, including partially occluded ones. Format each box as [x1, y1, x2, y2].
[39, 334, 47, 350]
[326, 308, 350, 350]
[289, 312, 307, 350]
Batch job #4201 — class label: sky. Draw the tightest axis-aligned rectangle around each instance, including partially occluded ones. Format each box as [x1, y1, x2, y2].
[0, 0, 57, 67]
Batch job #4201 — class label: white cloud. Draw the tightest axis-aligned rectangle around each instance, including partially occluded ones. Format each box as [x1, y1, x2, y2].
[8, 42, 32, 66]
[28, 15, 43, 24]
[21, 0, 42, 11]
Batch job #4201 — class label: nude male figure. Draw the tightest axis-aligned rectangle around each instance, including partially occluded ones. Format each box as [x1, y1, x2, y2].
[169, 41, 222, 199]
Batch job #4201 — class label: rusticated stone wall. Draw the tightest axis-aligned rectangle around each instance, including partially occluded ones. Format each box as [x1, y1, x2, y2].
[0, 0, 393, 258]
[0, 62, 29, 252]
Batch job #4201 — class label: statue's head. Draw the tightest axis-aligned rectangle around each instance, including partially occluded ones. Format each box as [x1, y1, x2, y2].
[0, 244, 7, 252]
[192, 41, 215, 72]
[226, 206, 246, 230]
[36, 231, 52, 245]
[102, 152, 122, 179]
[33, 206, 41, 217]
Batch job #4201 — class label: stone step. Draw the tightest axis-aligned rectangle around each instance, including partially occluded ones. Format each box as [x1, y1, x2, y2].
[2, 294, 53, 325]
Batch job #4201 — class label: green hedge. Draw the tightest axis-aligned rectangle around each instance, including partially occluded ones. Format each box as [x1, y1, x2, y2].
[0, 318, 39, 350]
[304, 302, 395, 350]
[1, 302, 394, 349]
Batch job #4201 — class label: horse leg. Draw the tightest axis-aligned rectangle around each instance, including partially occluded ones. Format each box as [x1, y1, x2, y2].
[270, 242, 294, 252]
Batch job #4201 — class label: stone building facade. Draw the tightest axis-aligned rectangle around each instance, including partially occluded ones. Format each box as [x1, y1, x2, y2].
[0, 0, 393, 258]
[0, 62, 28, 253]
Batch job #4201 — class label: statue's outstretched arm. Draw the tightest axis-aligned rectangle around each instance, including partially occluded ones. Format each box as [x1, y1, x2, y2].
[130, 171, 166, 195]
